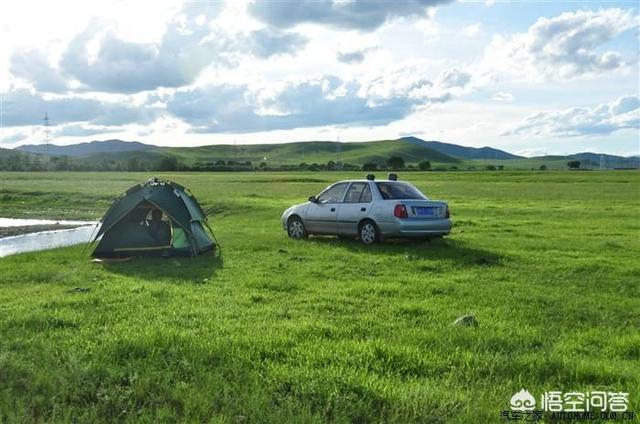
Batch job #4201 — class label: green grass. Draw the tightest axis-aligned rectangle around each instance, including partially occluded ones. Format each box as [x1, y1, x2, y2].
[0, 171, 639, 423]
[466, 157, 587, 170]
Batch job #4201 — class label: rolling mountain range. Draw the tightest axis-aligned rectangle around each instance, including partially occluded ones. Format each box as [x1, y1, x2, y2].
[399, 136, 522, 160]
[11, 137, 639, 169]
[16, 139, 156, 157]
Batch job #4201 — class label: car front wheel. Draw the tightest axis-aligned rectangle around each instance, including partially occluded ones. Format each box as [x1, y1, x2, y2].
[359, 221, 379, 245]
[287, 217, 307, 239]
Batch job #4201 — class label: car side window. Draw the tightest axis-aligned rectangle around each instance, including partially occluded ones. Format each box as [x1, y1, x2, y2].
[344, 183, 366, 203]
[360, 184, 372, 203]
[317, 182, 348, 203]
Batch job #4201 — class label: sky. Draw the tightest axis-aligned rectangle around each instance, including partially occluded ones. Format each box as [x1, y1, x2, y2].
[0, 0, 638, 156]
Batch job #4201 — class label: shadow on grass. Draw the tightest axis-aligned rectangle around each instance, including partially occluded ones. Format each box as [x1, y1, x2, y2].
[100, 251, 223, 283]
[306, 236, 502, 266]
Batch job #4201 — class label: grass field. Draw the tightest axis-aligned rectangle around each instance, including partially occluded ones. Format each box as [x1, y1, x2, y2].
[0, 171, 639, 423]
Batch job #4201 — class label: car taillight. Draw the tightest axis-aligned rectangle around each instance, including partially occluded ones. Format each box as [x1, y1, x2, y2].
[445, 206, 450, 218]
[394, 204, 408, 218]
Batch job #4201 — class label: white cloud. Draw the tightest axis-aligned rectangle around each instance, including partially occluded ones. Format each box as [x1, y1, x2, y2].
[358, 61, 470, 106]
[248, 0, 451, 31]
[165, 76, 415, 133]
[515, 148, 550, 158]
[503, 95, 640, 137]
[481, 8, 638, 81]
[248, 30, 308, 59]
[10, 49, 71, 93]
[1, 89, 160, 127]
[436, 68, 472, 89]
[337, 50, 366, 64]
[1, 128, 32, 144]
[165, 66, 470, 133]
[9, 3, 307, 94]
[53, 124, 126, 137]
[336, 47, 378, 64]
[413, 9, 440, 38]
[462, 23, 481, 37]
[492, 92, 514, 101]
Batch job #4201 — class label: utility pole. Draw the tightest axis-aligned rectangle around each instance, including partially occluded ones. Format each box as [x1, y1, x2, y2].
[234, 138, 237, 163]
[43, 112, 50, 155]
[336, 135, 341, 169]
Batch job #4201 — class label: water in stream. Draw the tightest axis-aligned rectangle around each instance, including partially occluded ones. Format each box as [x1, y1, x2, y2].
[0, 218, 99, 258]
[0, 218, 94, 227]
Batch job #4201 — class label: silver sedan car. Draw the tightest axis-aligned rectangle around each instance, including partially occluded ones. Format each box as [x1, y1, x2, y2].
[281, 174, 452, 244]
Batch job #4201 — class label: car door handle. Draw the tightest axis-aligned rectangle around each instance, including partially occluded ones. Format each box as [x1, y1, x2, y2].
[330, 207, 336, 212]
[361, 207, 366, 212]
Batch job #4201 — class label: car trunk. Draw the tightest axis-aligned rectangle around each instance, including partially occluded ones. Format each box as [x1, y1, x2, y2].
[402, 200, 448, 219]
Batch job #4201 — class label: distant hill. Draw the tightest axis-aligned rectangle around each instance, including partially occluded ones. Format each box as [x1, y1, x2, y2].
[156, 139, 460, 166]
[566, 152, 640, 168]
[400, 136, 522, 160]
[524, 153, 639, 169]
[16, 139, 157, 157]
[10, 137, 638, 170]
[14, 138, 460, 165]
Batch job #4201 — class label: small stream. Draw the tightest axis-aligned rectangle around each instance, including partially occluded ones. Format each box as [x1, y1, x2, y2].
[0, 218, 94, 227]
[0, 218, 99, 258]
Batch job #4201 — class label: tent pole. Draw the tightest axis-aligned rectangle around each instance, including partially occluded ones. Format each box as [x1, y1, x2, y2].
[204, 220, 221, 254]
[82, 221, 100, 255]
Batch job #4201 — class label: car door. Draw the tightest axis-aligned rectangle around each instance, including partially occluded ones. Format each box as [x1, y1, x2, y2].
[337, 182, 373, 235]
[305, 182, 349, 234]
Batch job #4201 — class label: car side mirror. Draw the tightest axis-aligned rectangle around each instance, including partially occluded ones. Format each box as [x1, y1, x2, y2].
[309, 195, 319, 203]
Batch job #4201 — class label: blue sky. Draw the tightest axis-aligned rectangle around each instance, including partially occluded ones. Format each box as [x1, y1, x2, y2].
[0, 0, 638, 156]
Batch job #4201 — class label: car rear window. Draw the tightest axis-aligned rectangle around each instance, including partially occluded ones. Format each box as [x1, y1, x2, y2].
[376, 182, 426, 200]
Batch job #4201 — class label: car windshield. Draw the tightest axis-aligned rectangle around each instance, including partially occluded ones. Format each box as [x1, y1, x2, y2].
[376, 182, 427, 200]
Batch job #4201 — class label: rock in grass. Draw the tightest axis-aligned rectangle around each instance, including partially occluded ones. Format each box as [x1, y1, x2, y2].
[454, 314, 478, 327]
[69, 287, 90, 293]
[475, 256, 497, 266]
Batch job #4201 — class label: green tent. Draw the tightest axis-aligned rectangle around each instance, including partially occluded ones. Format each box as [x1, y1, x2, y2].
[91, 178, 218, 257]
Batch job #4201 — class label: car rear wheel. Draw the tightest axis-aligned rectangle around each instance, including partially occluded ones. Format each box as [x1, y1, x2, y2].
[359, 221, 379, 245]
[287, 217, 307, 239]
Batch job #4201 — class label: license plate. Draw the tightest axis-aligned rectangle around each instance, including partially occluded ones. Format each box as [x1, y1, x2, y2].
[414, 206, 437, 216]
